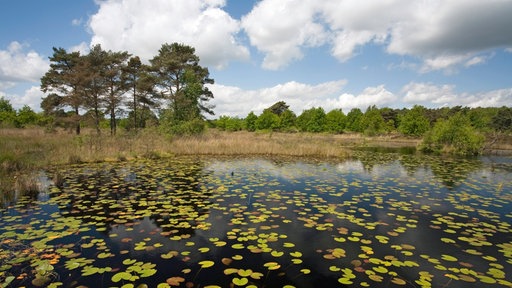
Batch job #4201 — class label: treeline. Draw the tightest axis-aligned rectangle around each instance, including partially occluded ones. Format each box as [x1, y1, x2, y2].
[213, 101, 512, 155]
[38, 42, 214, 135]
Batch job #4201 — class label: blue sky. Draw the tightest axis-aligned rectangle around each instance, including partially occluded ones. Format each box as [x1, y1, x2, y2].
[1, 0, 511, 117]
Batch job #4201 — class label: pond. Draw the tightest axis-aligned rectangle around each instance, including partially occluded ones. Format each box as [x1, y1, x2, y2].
[0, 152, 511, 288]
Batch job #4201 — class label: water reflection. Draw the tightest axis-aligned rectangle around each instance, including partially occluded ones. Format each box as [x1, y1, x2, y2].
[0, 153, 511, 288]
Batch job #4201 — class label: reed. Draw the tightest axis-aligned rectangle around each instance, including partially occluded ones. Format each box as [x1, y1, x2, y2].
[170, 130, 350, 158]
[0, 128, 351, 170]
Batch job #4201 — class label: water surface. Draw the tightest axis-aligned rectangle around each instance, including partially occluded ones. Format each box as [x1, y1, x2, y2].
[1, 153, 511, 287]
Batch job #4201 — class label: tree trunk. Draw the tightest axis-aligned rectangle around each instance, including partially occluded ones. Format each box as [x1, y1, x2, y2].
[94, 106, 101, 135]
[110, 107, 116, 136]
[75, 107, 81, 135]
[133, 85, 137, 130]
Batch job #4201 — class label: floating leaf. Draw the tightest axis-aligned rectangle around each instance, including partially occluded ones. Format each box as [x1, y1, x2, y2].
[166, 277, 185, 286]
[198, 260, 215, 268]
[232, 277, 249, 286]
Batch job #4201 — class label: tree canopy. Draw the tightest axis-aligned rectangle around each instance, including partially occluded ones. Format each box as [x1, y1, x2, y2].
[40, 43, 214, 135]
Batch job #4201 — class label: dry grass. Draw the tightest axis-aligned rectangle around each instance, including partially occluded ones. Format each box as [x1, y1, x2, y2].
[170, 130, 350, 158]
[0, 128, 354, 171]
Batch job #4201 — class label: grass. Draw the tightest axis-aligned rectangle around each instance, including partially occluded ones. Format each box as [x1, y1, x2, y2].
[0, 128, 355, 169]
[1, 127, 509, 203]
[0, 128, 354, 201]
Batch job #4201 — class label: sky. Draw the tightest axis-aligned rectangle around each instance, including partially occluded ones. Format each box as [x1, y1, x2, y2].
[1, 0, 512, 118]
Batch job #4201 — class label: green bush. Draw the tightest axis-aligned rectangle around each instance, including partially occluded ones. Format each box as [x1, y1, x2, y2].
[256, 110, 280, 131]
[296, 107, 326, 132]
[398, 105, 430, 136]
[420, 112, 484, 156]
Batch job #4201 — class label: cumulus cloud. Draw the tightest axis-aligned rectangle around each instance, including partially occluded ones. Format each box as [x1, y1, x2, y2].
[0, 42, 49, 84]
[402, 82, 512, 108]
[210, 79, 511, 118]
[329, 85, 397, 111]
[241, 0, 327, 69]
[208, 80, 402, 117]
[4, 86, 45, 111]
[241, 0, 512, 71]
[88, 0, 249, 69]
[70, 41, 90, 54]
[209, 79, 346, 116]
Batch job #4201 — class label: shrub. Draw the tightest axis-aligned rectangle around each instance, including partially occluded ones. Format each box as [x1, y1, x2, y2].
[420, 112, 484, 156]
[167, 119, 206, 135]
[398, 105, 430, 136]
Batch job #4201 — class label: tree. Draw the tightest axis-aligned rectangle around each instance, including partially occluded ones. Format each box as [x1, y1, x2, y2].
[325, 109, 346, 134]
[81, 44, 108, 134]
[345, 108, 363, 132]
[491, 106, 512, 132]
[468, 107, 497, 132]
[256, 110, 280, 130]
[150, 43, 214, 129]
[124, 56, 146, 130]
[16, 105, 39, 127]
[102, 48, 131, 135]
[296, 107, 326, 132]
[41, 47, 84, 134]
[216, 116, 244, 131]
[245, 111, 258, 132]
[265, 101, 290, 116]
[398, 105, 430, 136]
[0, 97, 16, 127]
[279, 109, 296, 131]
[420, 112, 484, 156]
[359, 105, 387, 136]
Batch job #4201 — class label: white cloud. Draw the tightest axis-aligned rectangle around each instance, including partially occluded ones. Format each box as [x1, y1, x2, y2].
[327, 85, 397, 111]
[402, 82, 458, 104]
[241, 0, 512, 71]
[402, 82, 512, 108]
[465, 88, 512, 108]
[4, 86, 45, 111]
[0, 42, 49, 84]
[209, 79, 346, 117]
[88, 0, 249, 69]
[70, 41, 90, 54]
[241, 0, 326, 69]
[208, 80, 402, 117]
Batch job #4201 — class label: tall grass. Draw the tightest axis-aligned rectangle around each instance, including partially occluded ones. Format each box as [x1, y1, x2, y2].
[0, 128, 351, 169]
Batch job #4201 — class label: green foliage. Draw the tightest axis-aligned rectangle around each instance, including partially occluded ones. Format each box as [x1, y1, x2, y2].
[216, 116, 244, 131]
[161, 118, 205, 135]
[468, 107, 497, 132]
[360, 106, 387, 136]
[256, 110, 281, 131]
[398, 105, 430, 136]
[245, 111, 258, 132]
[16, 105, 39, 127]
[345, 108, 363, 132]
[0, 97, 17, 127]
[279, 109, 297, 132]
[420, 112, 485, 156]
[491, 106, 512, 132]
[325, 109, 346, 134]
[265, 101, 290, 116]
[296, 107, 326, 132]
[151, 43, 214, 124]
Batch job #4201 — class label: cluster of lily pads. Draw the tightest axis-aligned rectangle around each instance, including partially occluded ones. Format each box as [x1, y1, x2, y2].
[0, 153, 511, 287]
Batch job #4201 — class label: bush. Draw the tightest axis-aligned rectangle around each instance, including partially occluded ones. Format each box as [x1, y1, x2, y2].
[398, 105, 430, 136]
[420, 112, 484, 156]
[166, 119, 206, 135]
[296, 107, 326, 132]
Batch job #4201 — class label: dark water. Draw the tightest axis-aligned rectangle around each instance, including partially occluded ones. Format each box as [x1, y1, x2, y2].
[0, 153, 511, 288]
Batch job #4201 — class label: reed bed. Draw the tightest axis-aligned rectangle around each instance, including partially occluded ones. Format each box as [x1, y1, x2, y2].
[0, 128, 351, 170]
